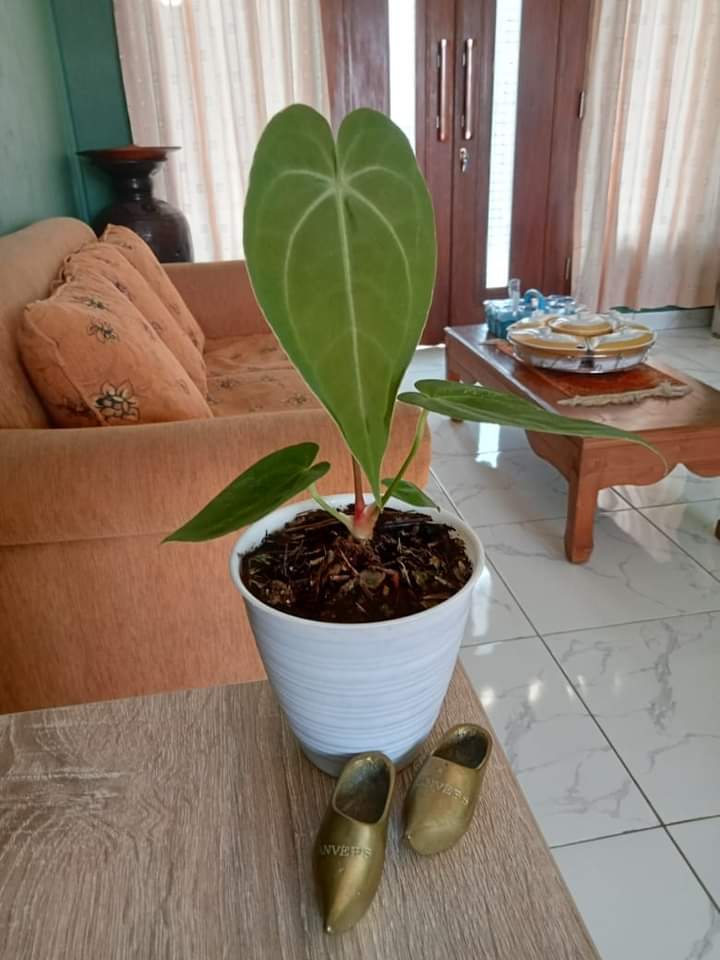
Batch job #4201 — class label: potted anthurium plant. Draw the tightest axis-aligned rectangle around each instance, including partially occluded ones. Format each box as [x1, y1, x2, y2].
[168, 105, 652, 775]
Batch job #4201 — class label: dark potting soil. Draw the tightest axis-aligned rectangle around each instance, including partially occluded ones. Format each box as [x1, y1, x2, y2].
[240, 506, 472, 624]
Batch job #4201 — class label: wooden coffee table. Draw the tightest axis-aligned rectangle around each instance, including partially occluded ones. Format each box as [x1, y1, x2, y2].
[0, 667, 598, 958]
[446, 324, 720, 563]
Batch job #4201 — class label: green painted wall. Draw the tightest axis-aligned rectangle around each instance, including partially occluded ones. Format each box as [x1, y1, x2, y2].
[0, 0, 130, 236]
[51, 0, 131, 221]
[0, 0, 80, 233]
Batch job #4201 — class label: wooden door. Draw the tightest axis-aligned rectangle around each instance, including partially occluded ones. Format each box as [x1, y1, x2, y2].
[414, 0, 591, 340]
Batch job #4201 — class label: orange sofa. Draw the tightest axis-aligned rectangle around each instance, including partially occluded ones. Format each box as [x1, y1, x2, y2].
[0, 218, 431, 713]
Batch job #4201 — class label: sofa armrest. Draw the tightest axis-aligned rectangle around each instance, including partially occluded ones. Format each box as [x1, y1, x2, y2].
[0, 406, 430, 546]
[164, 260, 269, 339]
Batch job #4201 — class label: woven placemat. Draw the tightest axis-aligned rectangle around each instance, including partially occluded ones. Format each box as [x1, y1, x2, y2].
[490, 340, 690, 406]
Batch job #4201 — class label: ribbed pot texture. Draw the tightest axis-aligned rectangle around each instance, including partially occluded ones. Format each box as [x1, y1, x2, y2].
[230, 496, 484, 776]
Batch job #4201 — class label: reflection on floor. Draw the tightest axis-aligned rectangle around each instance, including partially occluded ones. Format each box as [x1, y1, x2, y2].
[412, 327, 720, 960]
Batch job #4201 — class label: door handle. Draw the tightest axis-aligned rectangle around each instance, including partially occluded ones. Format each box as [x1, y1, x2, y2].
[459, 146, 470, 172]
[436, 39, 449, 142]
[461, 37, 475, 140]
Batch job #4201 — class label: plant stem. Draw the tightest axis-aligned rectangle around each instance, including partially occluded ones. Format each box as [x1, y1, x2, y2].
[308, 484, 354, 533]
[381, 410, 428, 507]
[352, 458, 365, 522]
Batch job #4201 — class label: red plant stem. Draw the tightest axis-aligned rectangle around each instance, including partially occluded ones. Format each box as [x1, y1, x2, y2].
[352, 458, 365, 522]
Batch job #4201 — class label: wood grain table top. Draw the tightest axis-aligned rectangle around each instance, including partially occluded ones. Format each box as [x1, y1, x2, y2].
[447, 324, 720, 435]
[0, 667, 598, 959]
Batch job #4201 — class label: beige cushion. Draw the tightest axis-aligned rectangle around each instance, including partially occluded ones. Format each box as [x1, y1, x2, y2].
[204, 334, 317, 416]
[60, 243, 207, 395]
[203, 333, 291, 373]
[19, 274, 212, 427]
[100, 224, 206, 352]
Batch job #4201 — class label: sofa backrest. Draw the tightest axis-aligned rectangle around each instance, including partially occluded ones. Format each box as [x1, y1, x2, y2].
[0, 217, 96, 429]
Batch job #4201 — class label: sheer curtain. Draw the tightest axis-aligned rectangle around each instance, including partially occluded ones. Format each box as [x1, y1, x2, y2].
[113, 0, 330, 261]
[573, 0, 720, 311]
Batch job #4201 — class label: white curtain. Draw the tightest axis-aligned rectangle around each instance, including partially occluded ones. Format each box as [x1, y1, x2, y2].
[113, 0, 330, 261]
[573, 0, 720, 311]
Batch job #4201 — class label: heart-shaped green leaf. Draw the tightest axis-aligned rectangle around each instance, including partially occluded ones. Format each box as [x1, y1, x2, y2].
[243, 105, 436, 498]
[164, 443, 330, 543]
[399, 380, 661, 455]
[381, 478, 440, 510]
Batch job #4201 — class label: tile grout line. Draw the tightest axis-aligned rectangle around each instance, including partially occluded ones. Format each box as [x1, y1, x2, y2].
[440, 506, 637, 532]
[635, 507, 720, 585]
[520, 608, 720, 640]
[659, 830, 720, 914]
[664, 813, 720, 828]
[461, 633, 538, 650]
[549, 813, 720, 851]
[549, 824, 660, 851]
[633, 494, 720, 509]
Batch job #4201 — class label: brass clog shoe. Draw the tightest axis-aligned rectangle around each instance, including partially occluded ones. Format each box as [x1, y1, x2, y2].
[313, 752, 395, 934]
[404, 724, 492, 855]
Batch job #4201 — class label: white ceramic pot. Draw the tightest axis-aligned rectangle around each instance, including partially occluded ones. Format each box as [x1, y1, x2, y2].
[230, 496, 484, 776]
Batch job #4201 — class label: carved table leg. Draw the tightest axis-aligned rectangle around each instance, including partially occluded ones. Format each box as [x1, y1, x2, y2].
[565, 471, 600, 564]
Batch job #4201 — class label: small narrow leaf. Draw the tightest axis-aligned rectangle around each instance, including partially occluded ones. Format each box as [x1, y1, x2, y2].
[399, 380, 661, 456]
[381, 478, 440, 510]
[165, 443, 330, 543]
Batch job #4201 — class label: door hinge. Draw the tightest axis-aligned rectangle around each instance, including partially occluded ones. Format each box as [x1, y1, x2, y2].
[564, 256, 572, 282]
[577, 90, 586, 120]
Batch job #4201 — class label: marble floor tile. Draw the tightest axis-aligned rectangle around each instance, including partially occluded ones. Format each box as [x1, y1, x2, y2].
[429, 414, 529, 457]
[462, 560, 535, 646]
[427, 471, 536, 645]
[481, 512, 720, 633]
[654, 337, 720, 373]
[424, 471, 456, 514]
[547, 613, 720, 823]
[615, 466, 720, 509]
[432, 450, 627, 528]
[669, 817, 720, 906]
[461, 638, 657, 846]
[554, 829, 720, 960]
[641, 500, 720, 576]
[400, 345, 445, 391]
[656, 327, 718, 344]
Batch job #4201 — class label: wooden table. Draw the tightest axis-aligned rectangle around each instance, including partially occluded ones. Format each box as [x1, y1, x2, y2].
[447, 324, 720, 562]
[0, 667, 598, 959]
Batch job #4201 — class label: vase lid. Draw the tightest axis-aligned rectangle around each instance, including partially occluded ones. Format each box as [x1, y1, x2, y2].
[547, 314, 614, 337]
[78, 145, 181, 163]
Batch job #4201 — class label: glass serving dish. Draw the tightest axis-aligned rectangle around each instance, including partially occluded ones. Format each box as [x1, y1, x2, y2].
[506, 312, 656, 374]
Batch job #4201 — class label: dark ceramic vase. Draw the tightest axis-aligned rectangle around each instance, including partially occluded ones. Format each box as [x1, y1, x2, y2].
[79, 146, 194, 263]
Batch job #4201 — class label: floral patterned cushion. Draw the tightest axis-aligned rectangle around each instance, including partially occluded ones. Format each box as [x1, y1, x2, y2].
[203, 333, 291, 373]
[207, 368, 319, 417]
[19, 274, 212, 427]
[100, 224, 205, 352]
[60, 243, 207, 395]
[204, 336, 318, 417]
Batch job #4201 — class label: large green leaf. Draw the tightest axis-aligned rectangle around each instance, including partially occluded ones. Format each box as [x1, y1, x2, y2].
[243, 105, 436, 499]
[399, 380, 661, 455]
[164, 443, 330, 543]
